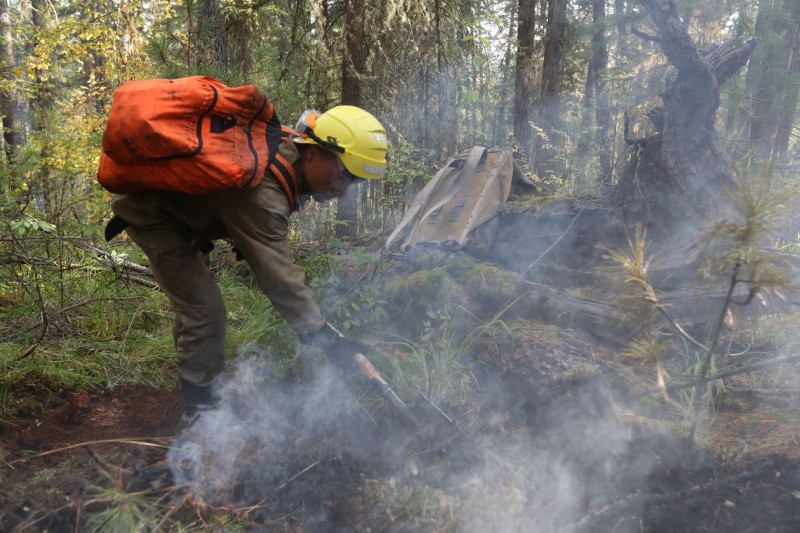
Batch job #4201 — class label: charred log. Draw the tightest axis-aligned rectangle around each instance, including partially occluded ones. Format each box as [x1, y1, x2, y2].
[616, 0, 757, 235]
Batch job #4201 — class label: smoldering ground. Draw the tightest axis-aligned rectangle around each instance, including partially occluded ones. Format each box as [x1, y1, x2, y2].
[165, 342, 667, 531]
[164, 190, 800, 531]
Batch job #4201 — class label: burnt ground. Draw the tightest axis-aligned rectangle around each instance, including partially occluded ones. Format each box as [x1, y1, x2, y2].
[2, 245, 799, 531]
[1, 370, 799, 532]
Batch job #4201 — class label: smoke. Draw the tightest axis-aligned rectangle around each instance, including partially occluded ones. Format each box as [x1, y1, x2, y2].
[164, 184, 799, 529]
[454, 381, 656, 532]
[168, 337, 662, 530]
[167, 346, 366, 504]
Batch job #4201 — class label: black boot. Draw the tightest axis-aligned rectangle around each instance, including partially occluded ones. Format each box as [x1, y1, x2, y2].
[178, 379, 218, 429]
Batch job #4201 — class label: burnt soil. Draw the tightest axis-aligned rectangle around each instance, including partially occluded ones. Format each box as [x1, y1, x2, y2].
[2, 375, 799, 532]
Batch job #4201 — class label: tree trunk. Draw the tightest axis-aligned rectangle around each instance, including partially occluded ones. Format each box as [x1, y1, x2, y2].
[513, 0, 536, 164]
[614, 0, 630, 60]
[200, 0, 229, 71]
[492, 2, 517, 146]
[774, 3, 800, 160]
[229, 17, 254, 77]
[433, 0, 457, 161]
[536, 0, 567, 185]
[336, 0, 367, 238]
[616, 0, 756, 233]
[745, 0, 788, 161]
[577, 0, 612, 184]
[30, 0, 52, 213]
[0, 0, 21, 162]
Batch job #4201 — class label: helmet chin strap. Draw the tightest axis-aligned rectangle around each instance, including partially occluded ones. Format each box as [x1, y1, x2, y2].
[304, 128, 345, 154]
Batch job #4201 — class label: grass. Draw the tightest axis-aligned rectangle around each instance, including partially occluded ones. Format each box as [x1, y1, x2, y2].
[0, 230, 377, 422]
[0, 243, 322, 422]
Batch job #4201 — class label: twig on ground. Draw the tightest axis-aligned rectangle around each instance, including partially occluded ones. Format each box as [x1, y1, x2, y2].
[635, 353, 800, 398]
[85, 445, 132, 477]
[16, 308, 48, 362]
[5, 438, 172, 466]
[71, 238, 152, 275]
[277, 460, 321, 491]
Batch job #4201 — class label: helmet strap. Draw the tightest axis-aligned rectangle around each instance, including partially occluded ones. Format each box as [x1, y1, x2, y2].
[305, 128, 345, 154]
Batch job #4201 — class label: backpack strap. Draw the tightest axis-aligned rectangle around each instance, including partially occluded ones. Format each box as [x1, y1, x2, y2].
[266, 125, 300, 211]
[104, 214, 129, 242]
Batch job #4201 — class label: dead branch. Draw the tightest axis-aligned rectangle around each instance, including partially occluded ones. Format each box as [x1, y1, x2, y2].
[16, 308, 48, 362]
[630, 26, 661, 45]
[121, 274, 160, 290]
[703, 38, 757, 85]
[70, 238, 152, 276]
[636, 353, 800, 398]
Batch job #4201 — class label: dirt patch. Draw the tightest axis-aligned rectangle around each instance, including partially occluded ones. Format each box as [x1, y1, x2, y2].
[0, 386, 181, 531]
[3, 385, 181, 457]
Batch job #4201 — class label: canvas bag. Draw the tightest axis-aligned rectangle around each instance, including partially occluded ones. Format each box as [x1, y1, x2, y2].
[386, 146, 522, 258]
[97, 76, 299, 204]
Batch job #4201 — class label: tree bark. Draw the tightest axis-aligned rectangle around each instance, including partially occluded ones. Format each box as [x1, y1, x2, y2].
[492, 1, 517, 146]
[336, 0, 367, 238]
[433, 0, 457, 161]
[536, 0, 567, 184]
[513, 0, 536, 164]
[774, 3, 800, 160]
[745, 0, 787, 161]
[229, 16, 254, 77]
[0, 0, 21, 161]
[200, 0, 229, 70]
[616, 0, 756, 231]
[577, 0, 612, 184]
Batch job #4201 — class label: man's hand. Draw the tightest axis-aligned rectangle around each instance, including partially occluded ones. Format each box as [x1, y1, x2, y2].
[299, 323, 368, 372]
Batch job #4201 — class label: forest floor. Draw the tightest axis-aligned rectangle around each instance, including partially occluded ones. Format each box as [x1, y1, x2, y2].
[2, 360, 799, 531]
[2, 246, 800, 531]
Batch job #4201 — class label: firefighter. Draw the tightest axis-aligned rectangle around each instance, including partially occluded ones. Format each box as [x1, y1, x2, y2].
[108, 105, 388, 421]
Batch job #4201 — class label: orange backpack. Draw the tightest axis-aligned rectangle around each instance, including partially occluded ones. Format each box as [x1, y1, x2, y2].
[97, 76, 299, 207]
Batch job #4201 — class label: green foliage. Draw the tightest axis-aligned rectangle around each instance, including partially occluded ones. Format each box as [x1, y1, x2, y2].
[312, 241, 389, 332]
[214, 265, 297, 358]
[703, 166, 796, 294]
[8, 215, 57, 236]
[386, 305, 517, 406]
[325, 280, 389, 332]
[603, 165, 799, 429]
[601, 225, 660, 335]
[85, 473, 154, 533]
[389, 309, 477, 404]
[675, 341, 723, 415]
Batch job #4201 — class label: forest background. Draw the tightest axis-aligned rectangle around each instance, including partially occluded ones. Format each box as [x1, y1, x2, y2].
[2, 0, 800, 529]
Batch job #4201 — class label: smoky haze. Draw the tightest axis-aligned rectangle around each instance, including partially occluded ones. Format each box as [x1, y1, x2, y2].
[166, 186, 800, 530]
[167, 338, 662, 530]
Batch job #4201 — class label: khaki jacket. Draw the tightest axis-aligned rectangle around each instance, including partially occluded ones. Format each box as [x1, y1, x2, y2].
[111, 141, 326, 336]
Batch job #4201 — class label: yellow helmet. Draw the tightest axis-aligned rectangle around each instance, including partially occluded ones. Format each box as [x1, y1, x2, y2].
[294, 105, 388, 180]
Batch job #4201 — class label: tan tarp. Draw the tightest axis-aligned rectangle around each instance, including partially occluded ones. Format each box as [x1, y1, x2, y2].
[386, 146, 530, 258]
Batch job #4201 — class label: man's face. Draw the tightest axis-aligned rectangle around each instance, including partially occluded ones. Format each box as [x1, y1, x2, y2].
[301, 146, 360, 202]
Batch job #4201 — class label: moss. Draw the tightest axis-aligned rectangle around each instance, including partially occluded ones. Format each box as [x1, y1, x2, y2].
[458, 261, 522, 309]
[385, 267, 453, 314]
